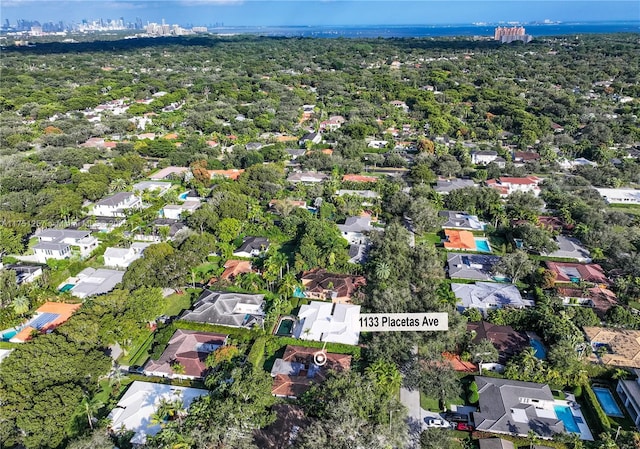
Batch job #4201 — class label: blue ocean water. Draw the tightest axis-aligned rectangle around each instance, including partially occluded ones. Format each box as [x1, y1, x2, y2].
[211, 21, 639, 38]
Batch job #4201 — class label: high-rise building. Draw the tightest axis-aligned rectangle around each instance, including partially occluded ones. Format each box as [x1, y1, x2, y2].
[494, 26, 532, 44]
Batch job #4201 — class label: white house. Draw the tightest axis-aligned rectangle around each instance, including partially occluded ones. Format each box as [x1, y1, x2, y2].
[67, 267, 124, 299]
[132, 181, 173, 196]
[595, 188, 640, 205]
[33, 229, 99, 263]
[108, 381, 208, 446]
[161, 200, 201, 220]
[617, 368, 640, 430]
[337, 216, 374, 245]
[471, 150, 499, 165]
[92, 192, 142, 217]
[486, 177, 542, 197]
[294, 301, 361, 346]
[103, 242, 152, 268]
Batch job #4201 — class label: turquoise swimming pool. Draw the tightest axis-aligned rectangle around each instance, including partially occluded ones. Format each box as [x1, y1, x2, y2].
[179, 191, 189, 200]
[59, 283, 75, 292]
[474, 238, 491, 252]
[593, 387, 623, 417]
[554, 405, 580, 433]
[1, 329, 18, 341]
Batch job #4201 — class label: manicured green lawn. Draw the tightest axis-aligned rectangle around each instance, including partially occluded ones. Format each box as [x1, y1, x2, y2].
[163, 293, 192, 317]
[417, 232, 442, 245]
[609, 204, 640, 216]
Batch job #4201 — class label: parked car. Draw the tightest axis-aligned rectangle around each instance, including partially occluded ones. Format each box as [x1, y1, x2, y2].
[424, 418, 450, 428]
[444, 412, 468, 423]
[455, 422, 474, 431]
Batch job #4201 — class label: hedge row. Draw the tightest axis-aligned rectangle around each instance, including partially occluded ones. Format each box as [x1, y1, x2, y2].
[582, 383, 611, 433]
[247, 336, 267, 371]
[268, 336, 361, 359]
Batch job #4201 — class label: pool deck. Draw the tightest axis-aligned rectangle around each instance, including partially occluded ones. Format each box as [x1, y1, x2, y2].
[556, 396, 593, 441]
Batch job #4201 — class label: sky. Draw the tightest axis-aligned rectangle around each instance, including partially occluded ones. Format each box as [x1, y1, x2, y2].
[2, 0, 639, 27]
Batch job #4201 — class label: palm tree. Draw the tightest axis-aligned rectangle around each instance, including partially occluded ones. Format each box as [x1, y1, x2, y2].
[375, 261, 391, 281]
[277, 272, 300, 298]
[170, 360, 186, 375]
[108, 365, 129, 390]
[81, 393, 103, 430]
[12, 295, 30, 316]
[238, 272, 265, 292]
[109, 178, 128, 193]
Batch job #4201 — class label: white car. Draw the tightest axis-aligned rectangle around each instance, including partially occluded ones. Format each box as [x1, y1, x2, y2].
[424, 418, 450, 428]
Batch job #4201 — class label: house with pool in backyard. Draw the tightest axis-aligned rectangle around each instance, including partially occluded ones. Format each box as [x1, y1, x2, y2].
[473, 376, 593, 441]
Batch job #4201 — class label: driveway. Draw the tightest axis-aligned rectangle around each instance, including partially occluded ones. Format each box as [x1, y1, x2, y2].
[400, 386, 422, 447]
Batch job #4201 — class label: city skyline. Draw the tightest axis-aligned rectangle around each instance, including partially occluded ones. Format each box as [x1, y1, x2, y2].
[2, 0, 638, 27]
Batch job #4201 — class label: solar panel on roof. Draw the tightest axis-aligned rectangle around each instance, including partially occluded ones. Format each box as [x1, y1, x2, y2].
[29, 313, 60, 330]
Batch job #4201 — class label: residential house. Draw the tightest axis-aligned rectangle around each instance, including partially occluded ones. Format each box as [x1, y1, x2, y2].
[513, 151, 541, 165]
[337, 216, 374, 245]
[287, 171, 329, 184]
[103, 242, 151, 268]
[617, 368, 640, 429]
[10, 302, 82, 343]
[68, 267, 124, 299]
[583, 327, 640, 368]
[486, 176, 542, 197]
[220, 259, 253, 281]
[319, 115, 345, 132]
[208, 169, 245, 181]
[132, 181, 173, 195]
[542, 236, 591, 263]
[149, 166, 190, 180]
[545, 261, 608, 285]
[298, 133, 321, 147]
[233, 237, 270, 258]
[434, 178, 476, 194]
[107, 381, 207, 446]
[294, 301, 361, 346]
[452, 282, 532, 316]
[143, 330, 228, 379]
[389, 100, 409, 112]
[440, 211, 487, 231]
[444, 229, 478, 251]
[478, 438, 516, 449]
[161, 200, 201, 220]
[367, 140, 388, 149]
[245, 142, 263, 151]
[33, 229, 99, 263]
[473, 376, 566, 439]
[4, 264, 43, 285]
[557, 286, 617, 318]
[300, 268, 366, 304]
[270, 345, 352, 398]
[285, 148, 307, 160]
[472, 150, 500, 165]
[467, 321, 529, 366]
[595, 188, 640, 205]
[92, 192, 142, 217]
[181, 290, 265, 329]
[447, 253, 502, 281]
[73, 216, 126, 233]
[341, 174, 377, 183]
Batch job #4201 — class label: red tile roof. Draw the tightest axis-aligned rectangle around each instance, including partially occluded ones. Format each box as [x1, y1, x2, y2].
[301, 269, 366, 302]
[444, 229, 476, 250]
[221, 260, 253, 281]
[342, 174, 378, 183]
[545, 261, 608, 285]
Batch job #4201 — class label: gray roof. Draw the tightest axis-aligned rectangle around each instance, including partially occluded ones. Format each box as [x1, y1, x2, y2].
[543, 236, 591, 261]
[235, 237, 270, 255]
[38, 229, 90, 241]
[180, 290, 265, 328]
[287, 172, 329, 183]
[104, 247, 131, 258]
[335, 190, 380, 199]
[473, 376, 565, 439]
[337, 216, 373, 234]
[447, 253, 501, 281]
[439, 211, 486, 231]
[473, 150, 499, 156]
[478, 439, 516, 449]
[451, 282, 532, 313]
[434, 178, 475, 194]
[96, 192, 136, 207]
[70, 268, 124, 298]
[33, 242, 69, 251]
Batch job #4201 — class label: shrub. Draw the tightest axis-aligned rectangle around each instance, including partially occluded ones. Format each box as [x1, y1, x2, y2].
[247, 336, 267, 370]
[573, 384, 582, 398]
[468, 390, 479, 404]
[468, 381, 478, 393]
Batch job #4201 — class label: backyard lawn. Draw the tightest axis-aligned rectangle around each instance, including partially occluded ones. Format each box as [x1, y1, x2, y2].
[163, 292, 192, 317]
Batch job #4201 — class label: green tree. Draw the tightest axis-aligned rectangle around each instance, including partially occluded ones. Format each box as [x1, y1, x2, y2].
[470, 338, 499, 375]
[492, 250, 535, 284]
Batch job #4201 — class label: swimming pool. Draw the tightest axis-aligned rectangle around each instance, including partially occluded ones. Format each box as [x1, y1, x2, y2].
[275, 318, 295, 336]
[1, 329, 18, 341]
[593, 387, 624, 417]
[293, 286, 306, 298]
[530, 339, 547, 359]
[179, 191, 189, 200]
[474, 238, 491, 252]
[554, 405, 580, 433]
[59, 284, 75, 293]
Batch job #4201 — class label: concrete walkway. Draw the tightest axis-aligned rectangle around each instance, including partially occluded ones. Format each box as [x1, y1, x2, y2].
[400, 386, 422, 448]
